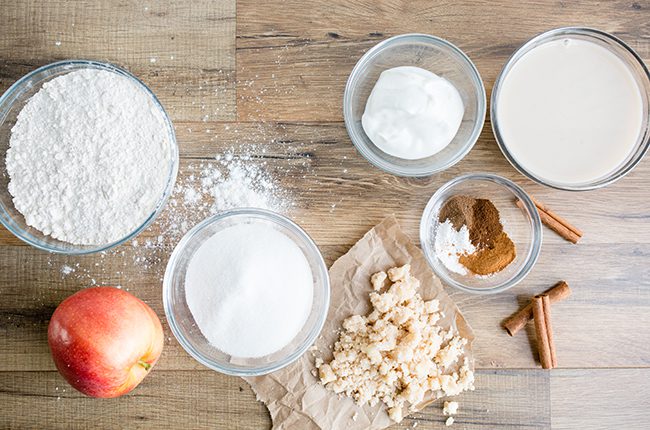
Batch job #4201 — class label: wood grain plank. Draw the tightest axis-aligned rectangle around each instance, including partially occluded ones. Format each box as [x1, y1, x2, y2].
[0, 0, 236, 122]
[236, 0, 650, 121]
[4, 120, 650, 246]
[1, 240, 649, 371]
[0, 369, 549, 430]
[0, 370, 268, 430]
[0, 120, 639, 247]
[0, 226, 23, 246]
[551, 369, 650, 430]
[399, 369, 550, 430]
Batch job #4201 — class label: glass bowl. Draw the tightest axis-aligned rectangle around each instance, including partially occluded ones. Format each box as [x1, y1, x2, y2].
[0, 60, 178, 254]
[491, 27, 650, 191]
[420, 173, 542, 294]
[343, 33, 486, 177]
[163, 208, 330, 376]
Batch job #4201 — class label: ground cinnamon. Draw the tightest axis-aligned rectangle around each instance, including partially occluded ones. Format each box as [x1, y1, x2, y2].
[469, 198, 503, 248]
[460, 232, 516, 275]
[439, 195, 516, 275]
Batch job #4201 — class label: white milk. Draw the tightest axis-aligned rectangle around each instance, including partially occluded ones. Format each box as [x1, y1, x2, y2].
[495, 38, 644, 185]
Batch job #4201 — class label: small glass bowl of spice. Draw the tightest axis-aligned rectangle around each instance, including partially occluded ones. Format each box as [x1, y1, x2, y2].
[420, 173, 542, 294]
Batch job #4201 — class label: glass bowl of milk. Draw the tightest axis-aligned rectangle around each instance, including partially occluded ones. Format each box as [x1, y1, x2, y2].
[492, 27, 650, 191]
[344, 33, 486, 177]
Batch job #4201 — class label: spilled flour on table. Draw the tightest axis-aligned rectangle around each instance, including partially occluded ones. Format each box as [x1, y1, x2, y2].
[48, 64, 330, 291]
[52, 145, 296, 284]
[166, 149, 292, 238]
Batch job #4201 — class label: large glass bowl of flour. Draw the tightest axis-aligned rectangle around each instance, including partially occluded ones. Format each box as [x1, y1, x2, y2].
[0, 60, 178, 253]
[163, 208, 330, 376]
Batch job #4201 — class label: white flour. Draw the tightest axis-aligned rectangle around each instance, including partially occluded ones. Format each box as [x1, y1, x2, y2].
[434, 220, 476, 275]
[55, 150, 295, 283]
[6, 68, 172, 245]
[164, 152, 291, 240]
[185, 222, 313, 358]
[182, 156, 280, 213]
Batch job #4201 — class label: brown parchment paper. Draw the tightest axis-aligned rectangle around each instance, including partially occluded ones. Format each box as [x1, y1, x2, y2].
[245, 216, 475, 430]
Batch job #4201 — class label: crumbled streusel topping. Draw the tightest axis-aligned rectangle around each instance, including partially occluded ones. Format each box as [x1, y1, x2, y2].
[316, 264, 474, 423]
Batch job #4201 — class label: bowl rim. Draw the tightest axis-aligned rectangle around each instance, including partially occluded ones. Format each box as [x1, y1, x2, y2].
[163, 208, 331, 376]
[343, 33, 487, 177]
[490, 27, 650, 191]
[0, 59, 179, 254]
[419, 172, 543, 294]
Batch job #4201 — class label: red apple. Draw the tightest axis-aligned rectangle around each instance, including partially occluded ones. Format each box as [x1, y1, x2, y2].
[48, 287, 164, 398]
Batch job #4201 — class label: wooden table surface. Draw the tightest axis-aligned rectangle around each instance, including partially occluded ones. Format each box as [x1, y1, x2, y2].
[1, 1, 649, 429]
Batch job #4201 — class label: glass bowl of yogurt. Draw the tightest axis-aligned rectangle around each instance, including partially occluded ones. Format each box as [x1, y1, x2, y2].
[343, 33, 486, 177]
[163, 208, 330, 376]
[492, 27, 650, 191]
[420, 173, 542, 294]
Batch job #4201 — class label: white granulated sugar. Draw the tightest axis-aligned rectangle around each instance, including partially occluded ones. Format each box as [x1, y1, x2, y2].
[6, 69, 172, 245]
[434, 220, 476, 275]
[185, 222, 313, 358]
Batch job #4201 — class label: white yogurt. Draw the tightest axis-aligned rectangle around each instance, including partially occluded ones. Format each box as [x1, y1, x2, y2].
[495, 38, 644, 186]
[362, 66, 464, 160]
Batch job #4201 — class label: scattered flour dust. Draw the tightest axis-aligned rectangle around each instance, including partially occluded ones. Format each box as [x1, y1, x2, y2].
[163, 149, 293, 240]
[6, 68, 172, 245]
[60, 265, 75, 276]
[56, 147, 294, 284]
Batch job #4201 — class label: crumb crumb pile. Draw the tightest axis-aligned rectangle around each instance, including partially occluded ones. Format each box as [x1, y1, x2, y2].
[316, 264, 474, 423]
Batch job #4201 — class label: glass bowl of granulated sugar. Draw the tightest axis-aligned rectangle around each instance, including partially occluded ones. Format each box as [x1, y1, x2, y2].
[163, 208, 330, 376]
[0, 60, 178, 254]
[420, 173, 542, 294]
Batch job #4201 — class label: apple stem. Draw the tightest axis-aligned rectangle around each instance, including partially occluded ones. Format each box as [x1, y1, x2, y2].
[138, 360, 152, 371]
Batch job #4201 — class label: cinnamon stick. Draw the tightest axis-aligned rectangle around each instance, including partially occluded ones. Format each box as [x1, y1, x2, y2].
[541, 294, 558, 368]
[532, 296, 554, 369]
[503, 281, 571, 336]
[530, 196, 583, 237]
[516, 198, 582, 244]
